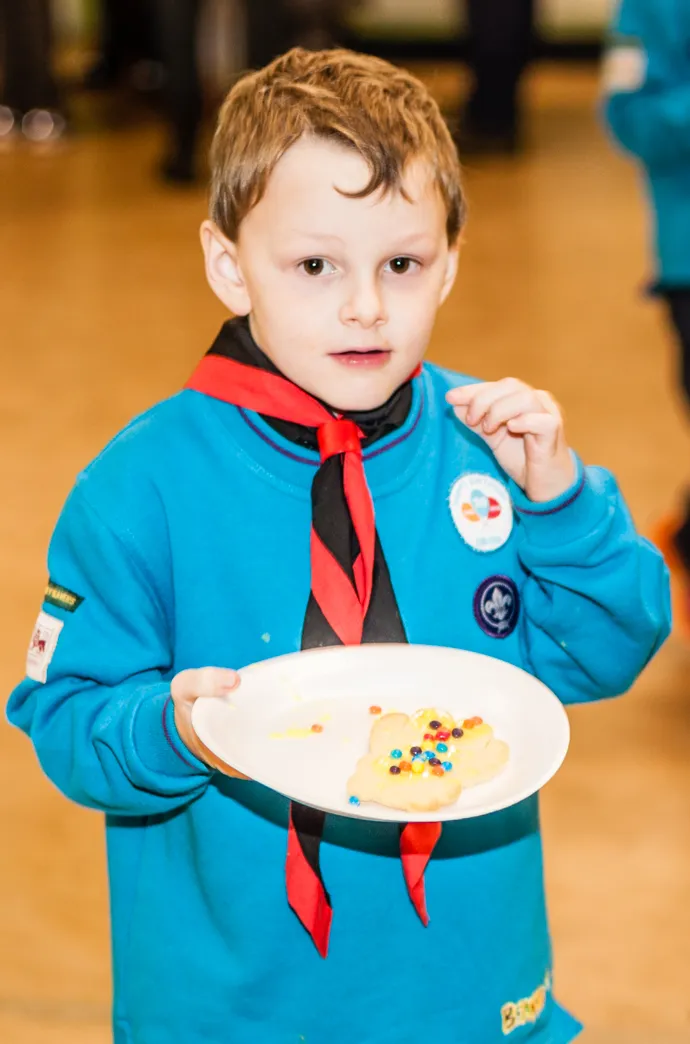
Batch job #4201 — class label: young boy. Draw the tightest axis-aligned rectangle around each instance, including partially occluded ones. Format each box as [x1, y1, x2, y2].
[602, 0, 690, 633]
[7, 48, 670, 1044]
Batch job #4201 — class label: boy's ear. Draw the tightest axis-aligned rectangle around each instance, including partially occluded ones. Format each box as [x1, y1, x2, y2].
[200, 220, 251, 315]
[439, 243, 460, 305]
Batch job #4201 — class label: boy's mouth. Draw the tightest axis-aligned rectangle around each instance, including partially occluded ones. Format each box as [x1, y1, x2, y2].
[330, 348, 392, 368]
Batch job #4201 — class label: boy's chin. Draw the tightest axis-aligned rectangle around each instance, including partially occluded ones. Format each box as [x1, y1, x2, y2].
[311, 364, 411, 413]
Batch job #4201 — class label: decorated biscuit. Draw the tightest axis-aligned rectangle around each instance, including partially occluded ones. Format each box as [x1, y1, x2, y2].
[347, 707, 509, 813]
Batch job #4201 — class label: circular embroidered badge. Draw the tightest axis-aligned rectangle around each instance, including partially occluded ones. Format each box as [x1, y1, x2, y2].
[449, 473, 513, 553]
[473, 576, 520, 639]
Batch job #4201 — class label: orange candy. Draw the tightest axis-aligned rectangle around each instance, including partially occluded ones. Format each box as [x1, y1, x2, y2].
[311, 724, 324, 733]
[463, 716, 484, 729]
[399, 761, 412, 772]
[432, 767, 445, 777]
[369, 705, 382, 715]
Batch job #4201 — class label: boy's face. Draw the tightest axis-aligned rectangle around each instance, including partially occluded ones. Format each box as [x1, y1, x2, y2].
[203, 136, 459, 411]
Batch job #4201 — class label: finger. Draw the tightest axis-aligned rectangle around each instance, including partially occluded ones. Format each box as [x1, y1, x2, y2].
[506, 412, 561, 439]
[446, 382, 487, 406]
[462, 378, 527, 427]
[534, 389, 563, 420]
[482, 389, 547, 434]
[172, 667, 240, 703]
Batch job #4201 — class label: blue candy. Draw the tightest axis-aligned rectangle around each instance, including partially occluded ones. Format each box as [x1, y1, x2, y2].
[424, 751, 435, 761]
[412, 754, 424, 762]
[442, 762, 453, 772]
[436, 742, 448, 754]
[390, 749, 403, 759]
[349, 796, 361, 806]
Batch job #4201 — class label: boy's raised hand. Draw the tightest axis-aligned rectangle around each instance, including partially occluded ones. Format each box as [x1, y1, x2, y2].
[446, 378, 576, 503]
[172, 667, 248, 778]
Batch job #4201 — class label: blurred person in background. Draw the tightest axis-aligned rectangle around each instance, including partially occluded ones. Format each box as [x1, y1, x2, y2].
[151, 0, 203, 183]
[82, 0, 349, 183]
[0, 0, 65, 144]
[84, 0, 202, 183]
[457, 0, 535, 155]
[602, 0, 690, 634]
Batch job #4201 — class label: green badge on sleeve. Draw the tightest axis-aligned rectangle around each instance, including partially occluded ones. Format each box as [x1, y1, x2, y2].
[44, 579, 84, 613]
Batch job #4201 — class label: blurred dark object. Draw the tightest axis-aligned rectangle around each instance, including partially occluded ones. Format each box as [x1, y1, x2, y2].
[246, 0, 349, 69]
[0, 0, 65, 142]
[151, 0, 203, 184]
[83, 0, 159, 91]
[457, 0, 535, 154]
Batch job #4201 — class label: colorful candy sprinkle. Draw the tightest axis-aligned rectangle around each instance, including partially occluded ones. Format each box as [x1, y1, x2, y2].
[410, 746, 423, 756]
[432, 767, 445, 777]
[463, 716, 484, 729]
[411, 761, 425, 774]
[452, 728, 464, 739]
[369, 705, 382, 715]
[400, 761, 412, 772]
[424, 751, 435, 761]
[390, 749, 403, 759]
[442, 762, 453, 772]
[412, 754, 424, 762]
[311, 724, 324, 733]
[423, 733, 434, 741]
[429, 757, 442, 766]
[389, 765, 401, 775]
[436, 743, 448, 754]
[349, 796, 360, 806]
[436, 729, 451, 741]
[429, 720, 442, 730]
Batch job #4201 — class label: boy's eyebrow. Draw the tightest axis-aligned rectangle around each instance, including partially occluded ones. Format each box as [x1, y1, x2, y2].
[287, 231, 346, 244]
[285, 231, 438, 249]
[390, 232, 437, 248]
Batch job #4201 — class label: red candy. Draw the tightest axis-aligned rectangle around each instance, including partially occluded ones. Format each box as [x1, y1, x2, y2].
[423, 733, 434, 741]
[436, 730, 451, 741]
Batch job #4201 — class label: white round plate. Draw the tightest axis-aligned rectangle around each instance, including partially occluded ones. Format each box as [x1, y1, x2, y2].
[191, 644, 570, 823]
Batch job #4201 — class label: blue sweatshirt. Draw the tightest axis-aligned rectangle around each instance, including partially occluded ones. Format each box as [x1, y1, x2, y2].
[603, 0, 690, 287]
[7, 363, 669, 1044]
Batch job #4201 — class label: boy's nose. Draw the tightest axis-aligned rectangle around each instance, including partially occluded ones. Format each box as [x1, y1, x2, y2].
[340, 278, 387, 328]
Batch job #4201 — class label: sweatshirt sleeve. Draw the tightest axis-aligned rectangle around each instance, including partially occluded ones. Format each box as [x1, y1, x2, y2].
[6, 484, 212, 816]
[601, 2, 690, 169]
[511, 458, 671, 704]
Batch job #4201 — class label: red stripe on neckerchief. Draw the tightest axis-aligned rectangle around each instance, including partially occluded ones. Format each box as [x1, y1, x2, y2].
[185, 351, 439, 955]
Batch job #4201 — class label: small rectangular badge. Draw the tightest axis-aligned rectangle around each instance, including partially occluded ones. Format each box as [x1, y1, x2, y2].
[44, 579, 84, 613]
[26, 611, 64, 684]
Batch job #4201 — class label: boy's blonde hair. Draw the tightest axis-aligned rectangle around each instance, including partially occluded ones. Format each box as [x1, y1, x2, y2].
[210, 48, 465, 244]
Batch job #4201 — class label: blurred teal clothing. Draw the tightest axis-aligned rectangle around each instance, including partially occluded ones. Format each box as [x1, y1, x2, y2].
[603, 0, 690, 287]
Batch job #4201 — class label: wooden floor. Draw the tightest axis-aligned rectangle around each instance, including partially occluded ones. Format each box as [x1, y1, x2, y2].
[1, 65, 690, 1044]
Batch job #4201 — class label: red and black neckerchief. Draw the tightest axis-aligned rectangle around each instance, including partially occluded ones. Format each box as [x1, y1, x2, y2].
[186, 318, 441, 957]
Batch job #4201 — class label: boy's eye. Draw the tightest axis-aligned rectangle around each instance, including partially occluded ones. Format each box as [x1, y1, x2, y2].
[386, 257, 418, 274]
[300, 258, 335, 276]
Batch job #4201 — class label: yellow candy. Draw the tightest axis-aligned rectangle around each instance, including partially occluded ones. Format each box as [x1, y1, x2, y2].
[411, 760, 425, 775]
